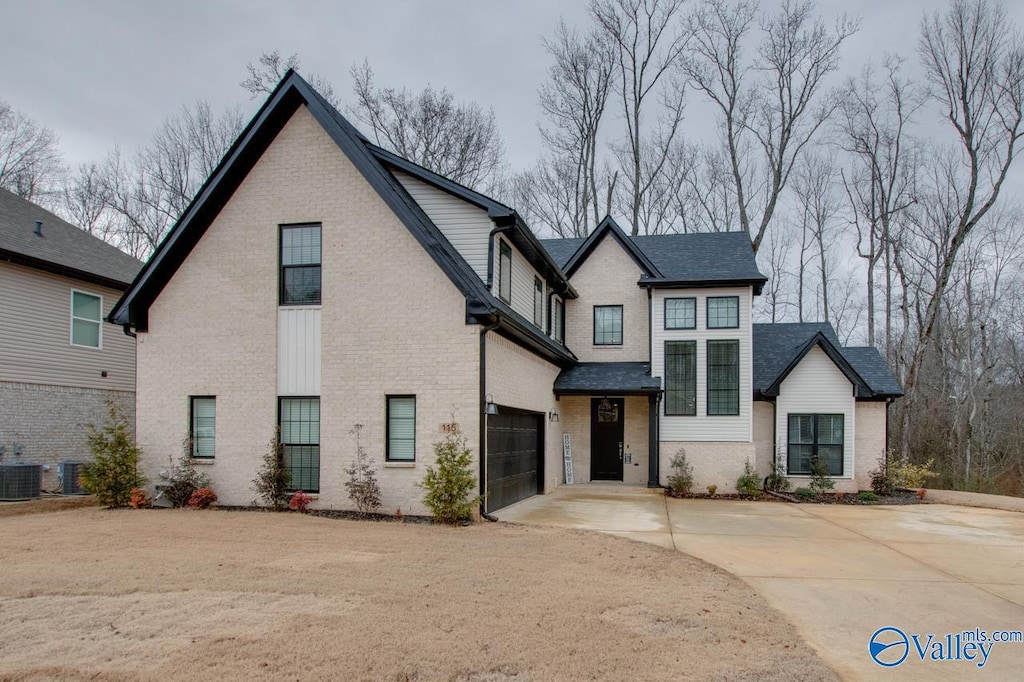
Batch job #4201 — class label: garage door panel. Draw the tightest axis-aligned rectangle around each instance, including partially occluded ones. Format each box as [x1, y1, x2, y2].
[486, 411, 541, 512]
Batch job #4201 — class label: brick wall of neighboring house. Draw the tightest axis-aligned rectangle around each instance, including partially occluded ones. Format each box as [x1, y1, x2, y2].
[659, 441, 757, 495]
[0, 381, 134, 491]
[484, 333, 563, 494]
[135, 105, 479, 516]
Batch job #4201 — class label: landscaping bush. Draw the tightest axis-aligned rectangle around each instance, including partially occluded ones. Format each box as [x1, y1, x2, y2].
[795, 487, 817, 501]
[869, 454, 894, 496]
[188, 487, 218, 509]
[869, 451, 939, 493]
[79, 401, 146, 508]
[419, 422, 480, 524]
[857, 491, 878, 503]
[706, 484, 717, 496]
[162, 437, 211, 508]
[289, 490, 313, 513]
[809, 457, 835, 495]
[735, 460, 761, 498]
[344, 424, 382, 513]
[253, 430, 291, 511]
[129, 487, 151, 509]
[666, 449, 694, 496]
[765, 455, 791, 493]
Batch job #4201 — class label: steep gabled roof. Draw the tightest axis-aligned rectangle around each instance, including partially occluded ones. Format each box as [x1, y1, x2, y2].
[752, 323, 902, 399]
[0, 188, 142, 289]
[559, 216, 661, 278]
[107, 72, 576, 365]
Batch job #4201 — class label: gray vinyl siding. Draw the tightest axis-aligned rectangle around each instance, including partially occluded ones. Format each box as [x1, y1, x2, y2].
[393, 171, 491, 280]
[492, 235, 546, 330]
[0, 261, 135, 391]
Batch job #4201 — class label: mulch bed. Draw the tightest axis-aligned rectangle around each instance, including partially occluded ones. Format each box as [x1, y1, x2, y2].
[667, 490, 926, 505]
[214, 504, 434, 523]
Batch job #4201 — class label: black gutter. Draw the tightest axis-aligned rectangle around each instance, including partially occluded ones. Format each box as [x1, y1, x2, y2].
[638, 277, 768, 296]
[479, 318, 501, 521]
[1, 249, 133, 292]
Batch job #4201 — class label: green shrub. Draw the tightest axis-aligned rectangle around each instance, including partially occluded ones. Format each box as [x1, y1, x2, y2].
[344, 424, 382, 513]
[666, 449, 694, 496]
[706, 484, 717, 496]
[869, 454, 894, 496]
[736, 459, 761, 498]
[253, 430, 291, 511]
[890, 453, 939, 489]
[857, 491, 879, 503]
[419, 422, 480, 524]
[162, 437, 211, 507]
[765, 456, 791, 493]
[809, 457, 835, 495]
[795, 487, 817, 501]
[79, 401, 146, 508]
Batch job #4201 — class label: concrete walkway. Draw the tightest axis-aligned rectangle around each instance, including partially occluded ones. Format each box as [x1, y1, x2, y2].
[498, 487, 1024, 681]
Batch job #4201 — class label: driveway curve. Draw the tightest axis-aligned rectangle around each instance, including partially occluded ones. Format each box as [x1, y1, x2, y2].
[498, 488, 1024, 680]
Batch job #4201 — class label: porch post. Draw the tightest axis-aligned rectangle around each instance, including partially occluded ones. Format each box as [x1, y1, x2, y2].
[647, 393, 661, 488]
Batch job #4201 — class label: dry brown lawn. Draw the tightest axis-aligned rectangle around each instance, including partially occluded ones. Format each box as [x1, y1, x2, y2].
[0, 508, 836, 681]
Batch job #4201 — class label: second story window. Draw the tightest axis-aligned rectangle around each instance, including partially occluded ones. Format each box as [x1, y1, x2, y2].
[552, 298, 565, 343]
[498, 240, 512, 303]
[665, 297, 696, 329]
[280, 224, 322, 305]
[594, 305, 623, 346]
[707, 296, 739, 329]
[707, 340, 740, 415]
[534, 277, 544, 327]
[70, 290, 102, 348]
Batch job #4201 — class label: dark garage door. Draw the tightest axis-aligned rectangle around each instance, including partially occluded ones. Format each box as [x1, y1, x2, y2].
[486, 410, 542, 512]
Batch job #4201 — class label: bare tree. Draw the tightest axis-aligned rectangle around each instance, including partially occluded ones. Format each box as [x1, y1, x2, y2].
[348, 61, 506, 192]
[682, 0, 858, 250]
[101, 101, 244, 258]
[57, 163, 111, 237]
[0, 99, 63, 201]
[591, 0, 689, 235]
[792, 153, 842, 323]
[241, 50, 341, 108]
[900, 0, 1024, 439]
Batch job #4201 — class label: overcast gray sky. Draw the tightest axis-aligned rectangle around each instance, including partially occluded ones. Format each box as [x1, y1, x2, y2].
[3, 0, 1024, 176]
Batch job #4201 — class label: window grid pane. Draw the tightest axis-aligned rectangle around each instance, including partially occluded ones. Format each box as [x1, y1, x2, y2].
[191, 397, 215, 458]
[707, 340, 739, 415]
[665, 298, 696, 329]
[71, 292, 102, 347]
[553, 299, 564, 343]
[534, 277, 544, 326]
[280, 225, 322, 305]
[665, 341, 696, 415]
[388, 397, 416, 461]
[787, 414, 844, 476]
[594, 306, 623, 345]
[280, 398, 320, 492]
[71, 319, 100, 347]
[707, 296, 739, 328]
[499, 241, 512, 302]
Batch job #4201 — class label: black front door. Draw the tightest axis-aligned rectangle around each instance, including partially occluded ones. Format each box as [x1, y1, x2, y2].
[590, 397, 624, 481]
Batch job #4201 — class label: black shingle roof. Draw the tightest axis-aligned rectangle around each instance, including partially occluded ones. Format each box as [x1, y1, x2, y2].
[554, 362, 661, 395]
[541, 229, 765, 287]
[0, 188, 142, 288]
[752, 323, 902, 398]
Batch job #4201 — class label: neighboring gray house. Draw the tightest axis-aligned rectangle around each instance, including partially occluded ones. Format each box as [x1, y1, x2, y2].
[110, 72, 900, 515]
[0, 189, 142, 490]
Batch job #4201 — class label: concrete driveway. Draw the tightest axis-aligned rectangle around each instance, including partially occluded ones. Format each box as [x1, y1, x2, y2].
[498, 486, 1024, 680]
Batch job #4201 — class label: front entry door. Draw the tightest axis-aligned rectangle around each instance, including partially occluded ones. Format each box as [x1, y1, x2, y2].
[590, 397, 625, 481]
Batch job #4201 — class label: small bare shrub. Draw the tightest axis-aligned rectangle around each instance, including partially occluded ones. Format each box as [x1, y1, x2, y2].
[344, 424, 382, 513]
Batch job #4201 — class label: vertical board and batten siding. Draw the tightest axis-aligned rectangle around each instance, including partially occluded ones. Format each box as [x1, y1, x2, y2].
[278, 308, 321, 395]
[393, 171, 491, 280]
[651, 287, 753, 441]
[775, 346, 856, 479]
[0, 261, 135, 392]
[492, 235, 547, 331]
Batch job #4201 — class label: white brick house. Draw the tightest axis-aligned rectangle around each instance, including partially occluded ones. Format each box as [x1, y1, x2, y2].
[110, 72, 901, 514]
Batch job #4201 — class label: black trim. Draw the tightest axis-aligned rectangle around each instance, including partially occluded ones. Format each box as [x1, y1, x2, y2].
[562, 216, 661, 278]
[648, 393, 661, 488]
[2, 248, 131, 291]
[278, 223, 322, 306]
[706, 296, 740, 329]
[498, 240, 512, 303]
[707, 339, 740, 416]
[639, 276, 767, 296]
[787, 413, 844, 476]
[593, 305, 623, 346]
[664, 340, 697, 416]
[385, 395, 416, 462]
[763, 332, 873, 398]
[533, 276, 544, 327]
[189, 395, 216, 459]
[278, 395, 321, 493]
[664, 296, 697, 330]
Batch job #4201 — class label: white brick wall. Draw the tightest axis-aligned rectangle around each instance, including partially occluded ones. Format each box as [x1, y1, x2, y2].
[560, 395, 650, 485]
[136, 106, 479, 516]
[660, 440, 757, 494]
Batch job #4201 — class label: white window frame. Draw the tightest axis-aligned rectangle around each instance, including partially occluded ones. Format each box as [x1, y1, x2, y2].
[70, 289, 103, 349]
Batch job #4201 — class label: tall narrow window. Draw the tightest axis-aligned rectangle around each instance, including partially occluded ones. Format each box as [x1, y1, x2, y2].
[498, 240, 512, 303]
[190, 397, 216, 458]
[70, 290, 102, 348]
[280, 224, 322, 305]
[533, 277, 544, 327]
[788, 414, 844, 476]
[552, 298, 565, 343]
[665, 341, 697, 415]
[593, 305, 623, 345]
[279, 397, 320, 492]
[707, 296, 739, 329]
[664, 297, 696, 330]
[387, 396, 416, 461]
[707, 340, 740, 415]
